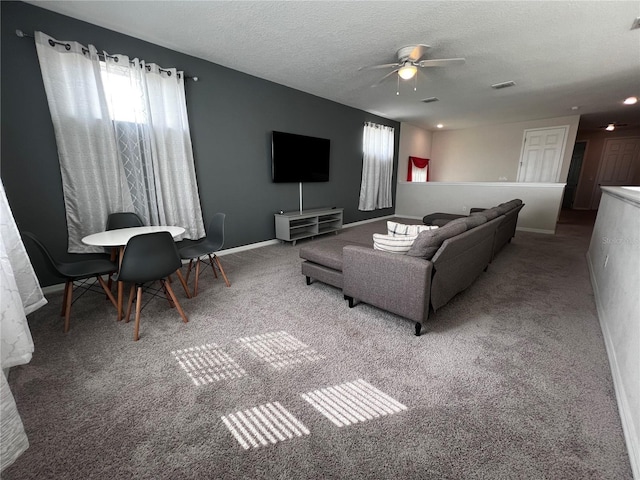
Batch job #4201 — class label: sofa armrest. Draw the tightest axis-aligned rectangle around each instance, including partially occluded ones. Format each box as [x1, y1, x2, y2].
[422, 212, 466, 226]
[343, 245, 433, 325]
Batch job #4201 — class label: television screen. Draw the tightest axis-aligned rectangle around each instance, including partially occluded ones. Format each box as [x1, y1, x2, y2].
[272, 131, 330, 182]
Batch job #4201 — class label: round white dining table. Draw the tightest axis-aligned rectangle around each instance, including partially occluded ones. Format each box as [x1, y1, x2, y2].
[82, 225, 188, 321]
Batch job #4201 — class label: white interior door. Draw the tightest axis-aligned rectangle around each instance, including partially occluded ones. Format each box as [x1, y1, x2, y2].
[590, 137, 640, 209]
[517, 126, 569, 182]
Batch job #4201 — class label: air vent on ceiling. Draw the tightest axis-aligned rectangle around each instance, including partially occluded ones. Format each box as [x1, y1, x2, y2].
[421, 97, 439, 103]
[631, 17, 640, 30]
[491, 81, 516, 89]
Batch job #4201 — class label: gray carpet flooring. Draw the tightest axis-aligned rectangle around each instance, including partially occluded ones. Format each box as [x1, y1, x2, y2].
[4, 214, 632, 479]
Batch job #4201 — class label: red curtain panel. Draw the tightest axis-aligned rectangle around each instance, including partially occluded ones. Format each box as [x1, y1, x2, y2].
[407, 156, 429, 181]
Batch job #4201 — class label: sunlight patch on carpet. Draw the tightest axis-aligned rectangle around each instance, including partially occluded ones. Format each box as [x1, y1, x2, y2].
[172, 344, 247, 386]
[221, 401, 310, 450]
[301, 379, 407, 427]
[235, 331, 324, 369]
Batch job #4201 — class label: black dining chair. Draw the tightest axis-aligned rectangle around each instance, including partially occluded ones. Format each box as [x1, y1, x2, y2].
[106, 212, 143, 230]
[105, 211, 144, 291]
[178, 213, 230, 297]
[117, 231, 189, 341]
[21, 232, 119, 333]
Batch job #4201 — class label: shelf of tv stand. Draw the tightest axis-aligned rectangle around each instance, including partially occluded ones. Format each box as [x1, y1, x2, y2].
[274, 208, 343, 245]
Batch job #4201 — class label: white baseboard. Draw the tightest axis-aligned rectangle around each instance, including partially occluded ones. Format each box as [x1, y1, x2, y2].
[215, 239, 280, 256]
[586, 252, 640, 480]
[516, 226, 555, 235]
[342, 214, 396, 229]
[42, 283, 66, 295]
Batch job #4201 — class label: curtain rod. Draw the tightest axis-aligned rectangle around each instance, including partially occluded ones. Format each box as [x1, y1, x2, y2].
[16, 29, 199, 81]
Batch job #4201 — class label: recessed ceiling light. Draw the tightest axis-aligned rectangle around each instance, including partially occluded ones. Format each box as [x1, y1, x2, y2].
[605, 123, 615, 131]
[436, 124, 444, 129]
[624, 96, 638, 105]
[571, 106, 580, 111]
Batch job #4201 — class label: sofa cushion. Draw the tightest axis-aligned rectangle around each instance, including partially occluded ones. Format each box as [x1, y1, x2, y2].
[299, 239, 352, 271]
[432, 218, 454, 227]
[495, 203, 513, 215]
[373, 233, 418, 254]
[406, 221, 467, 260]
[459, 214, 487, 229]
[471, 207, 500, 221]
[422, 212, 464, 226]
[387, 221, 438, 236]
[337, 219, 387, 246]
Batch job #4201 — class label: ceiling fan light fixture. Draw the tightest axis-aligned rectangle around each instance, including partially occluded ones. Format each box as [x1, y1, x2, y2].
[605, 123, 615, 131]
[398, 64, 417, 80]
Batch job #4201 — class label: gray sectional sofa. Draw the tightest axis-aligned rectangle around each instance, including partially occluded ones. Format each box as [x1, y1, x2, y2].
[423, 199, 524, 260]
[299, 199, 524, 335]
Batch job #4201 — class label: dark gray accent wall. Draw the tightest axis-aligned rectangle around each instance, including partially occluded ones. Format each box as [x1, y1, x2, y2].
[1, 2, 399, 286]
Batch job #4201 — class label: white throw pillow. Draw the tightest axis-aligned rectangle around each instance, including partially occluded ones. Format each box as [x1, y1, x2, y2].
[387, 221, 438, 236]
[373, 233, 418, 254]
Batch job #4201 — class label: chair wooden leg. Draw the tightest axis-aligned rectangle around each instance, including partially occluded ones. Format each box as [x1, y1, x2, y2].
[208, 254, 219, 279]
[63, 280, 73, 333]
[162, 278, 175, 307]
[97, 275, 118, 310]
[125, 284, 136, 323]
[163, 280, 188, 324]
[117, 280, 124, 321]
[214, 255, 231, 287]
[185, 259, 194, 283]
[194, 258, 201, 297]
[61, 282, 69, 316]
[133, 286, 143, 341]
[175, 269, 191, 298]
[106, 248, 117, 298]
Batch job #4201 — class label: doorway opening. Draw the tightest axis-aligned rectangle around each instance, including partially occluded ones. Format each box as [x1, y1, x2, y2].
[562, 140, 587, 209]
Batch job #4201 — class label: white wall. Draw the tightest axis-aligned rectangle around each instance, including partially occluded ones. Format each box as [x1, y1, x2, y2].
[398, 122, 432, 182]
[394, 116, 579, 233]
[587, 186, 640, 479]
[396, 182, 565, 234]
[429, 115, 580, 182]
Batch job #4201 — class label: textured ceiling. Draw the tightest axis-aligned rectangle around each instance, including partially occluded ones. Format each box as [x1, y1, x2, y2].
[26, 1, 640, 132]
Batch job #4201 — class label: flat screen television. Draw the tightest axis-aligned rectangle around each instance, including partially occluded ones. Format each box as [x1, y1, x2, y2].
[271, 131, 330, 182]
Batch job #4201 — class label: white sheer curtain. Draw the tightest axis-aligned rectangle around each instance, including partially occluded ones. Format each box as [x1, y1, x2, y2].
[410, 164, 427, 182]
[1, 181, 47, 472]
[35, 31, 205, 253]
[358, 122, 394, 211]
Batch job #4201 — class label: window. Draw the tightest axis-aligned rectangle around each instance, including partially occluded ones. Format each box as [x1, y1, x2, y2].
[359, 122, 394, 211]
[35, 31, 205, 252]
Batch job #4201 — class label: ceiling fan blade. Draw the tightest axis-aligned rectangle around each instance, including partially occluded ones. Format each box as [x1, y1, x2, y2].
[418, 58, 466, 68]
[359, 62, 401, 71]
[405, 44, 431, 62]
[371, 68, 400, 87]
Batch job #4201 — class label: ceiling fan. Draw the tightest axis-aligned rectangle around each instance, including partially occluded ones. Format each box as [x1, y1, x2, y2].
[361, 44, 466, 86]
